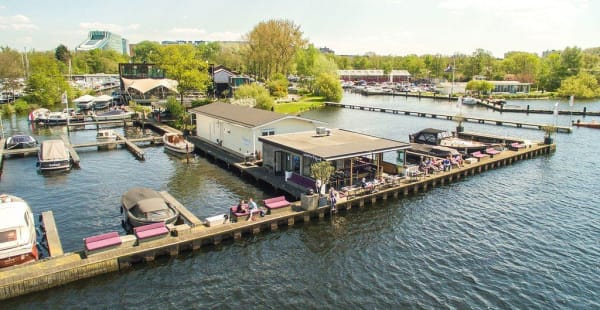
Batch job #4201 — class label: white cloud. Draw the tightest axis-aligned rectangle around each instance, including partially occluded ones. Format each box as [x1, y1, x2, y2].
[0, 14, 38, 30]
[78, 22, 140, 33]
[167, 28, 241, 41]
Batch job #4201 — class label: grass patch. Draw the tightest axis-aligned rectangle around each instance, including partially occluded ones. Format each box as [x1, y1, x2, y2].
[274, 95, 327, 114]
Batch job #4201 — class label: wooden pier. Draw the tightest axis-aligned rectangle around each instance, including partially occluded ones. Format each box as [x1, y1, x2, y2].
[325, 102, 573, 133]
[0, 142, 554, 300]
[40, 211, 64, 257]
[478, 100, 600, 116]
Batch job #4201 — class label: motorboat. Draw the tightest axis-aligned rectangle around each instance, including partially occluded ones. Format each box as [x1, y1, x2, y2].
[29, 108, 49, 122]
[92, 95, 113, 110]
[461, 96, 477, 105]
[572, 120, 600, 129]
[92, 109, 134, 121]
[409, 128, 499, 154]
[37, 139, 71, 171]
[0, 194, 39, 268]
[73, 94, 96, 110]
[36, 111, 85, 125]
[163, 132, 195, 154]
[96, 129, 117, 141]
[407, 143, 461, 163]
[120, 187, 180, 228]
[4, 135, 37, 150]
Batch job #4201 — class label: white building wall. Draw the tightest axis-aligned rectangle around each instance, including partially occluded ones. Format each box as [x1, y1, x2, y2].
[194, 114, 321, 158]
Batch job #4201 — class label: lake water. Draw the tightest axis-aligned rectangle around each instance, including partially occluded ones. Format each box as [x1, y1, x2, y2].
[2, 93, 599, 308]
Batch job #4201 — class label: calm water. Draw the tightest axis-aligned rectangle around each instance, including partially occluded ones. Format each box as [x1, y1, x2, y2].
[2, 93, 599, 309]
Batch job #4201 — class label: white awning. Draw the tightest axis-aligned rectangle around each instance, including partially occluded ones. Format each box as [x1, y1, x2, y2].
[121, 78, 179, 94]
[73, 94, 96, 103]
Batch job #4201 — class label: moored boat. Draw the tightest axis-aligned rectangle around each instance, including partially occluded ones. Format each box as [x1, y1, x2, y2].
[37, 140, 71, 171]
[409, 128, 499, 154]
[0, 194, 39, 268]
[4, 135, 37, 150]
[121, 187, 180, 228]
[163, 132, 194, 154]
[96, 129, 117, 140]
[92, 109, 134, 121]
[572, 120, 600, 129]
[461, 96, 477, 105]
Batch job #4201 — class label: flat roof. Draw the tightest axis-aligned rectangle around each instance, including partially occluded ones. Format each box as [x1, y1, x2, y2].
[189, 102, 325, 128]
[259, 128, 410, 161]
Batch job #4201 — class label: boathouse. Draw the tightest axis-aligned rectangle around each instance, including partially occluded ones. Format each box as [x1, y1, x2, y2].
[258, 128, 411, 190]
[212, 66, 252, 97]
[338, 69, 411, 83]
[189, 103, 325, 160]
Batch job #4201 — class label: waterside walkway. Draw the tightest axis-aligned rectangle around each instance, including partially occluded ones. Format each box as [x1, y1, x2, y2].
[0, 130, 555, 300]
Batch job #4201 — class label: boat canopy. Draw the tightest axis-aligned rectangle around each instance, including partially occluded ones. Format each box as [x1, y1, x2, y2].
[121, 187, 165, 211]
[39, 140, 69, 161]
[73, 94, 97, 103]
[135, 198, 168, 213]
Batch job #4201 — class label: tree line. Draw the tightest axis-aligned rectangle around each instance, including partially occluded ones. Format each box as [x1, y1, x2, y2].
[2, 19, 600, 112]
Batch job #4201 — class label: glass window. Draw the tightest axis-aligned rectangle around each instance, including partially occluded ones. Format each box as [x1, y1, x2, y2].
[0, 230, 17, 243]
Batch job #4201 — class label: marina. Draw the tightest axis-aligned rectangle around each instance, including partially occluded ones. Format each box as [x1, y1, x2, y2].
[1, 94, 599, 308]
[0, 137, 553, 300]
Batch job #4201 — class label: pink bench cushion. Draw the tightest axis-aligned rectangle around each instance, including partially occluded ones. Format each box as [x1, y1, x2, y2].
[84, 231, 121, 251]
[485, 148, 500, 155]
[263, 196, 290, 209]
[472, 151, 487, 158]
[134, 222, 169, 239]
[230, 205, 250, 216]
[511, 142, 525, 149]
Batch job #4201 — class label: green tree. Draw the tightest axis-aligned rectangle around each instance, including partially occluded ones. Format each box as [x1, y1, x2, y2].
[234, 83, 274, 110]
[131, 41, 162, 64]
[159, 44, 210, 103]
[244, 19, 306, 80]
[55, 44, 71, 64]
[0, 47, 25, 99]
[266, 73, 289, 98]
[501, 51, 539, 83]
[557, 72, 600, 98]
[25, 52, 70, 107]
[314, 72, 343, 102]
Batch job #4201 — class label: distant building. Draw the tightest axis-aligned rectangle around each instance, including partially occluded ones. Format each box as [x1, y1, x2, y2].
[338, 69, 411, 83]
[118, 63, 178, 103]
[212, 66, 252, 97]
[76, 30, 129, 55]
[319, 46, 335, 54]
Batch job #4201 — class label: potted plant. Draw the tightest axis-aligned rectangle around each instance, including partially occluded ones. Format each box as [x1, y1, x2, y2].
[541, 124, 557, 144]
[310, 161, 335, 196]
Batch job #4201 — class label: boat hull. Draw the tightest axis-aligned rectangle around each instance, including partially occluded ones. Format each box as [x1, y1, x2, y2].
[573, 123, 600, 129]
[0, 244, 38, 268]
[163, 133, 195, 154]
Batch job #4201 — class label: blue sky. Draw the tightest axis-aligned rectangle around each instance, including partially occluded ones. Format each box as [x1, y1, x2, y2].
[1, 0, 597, 57]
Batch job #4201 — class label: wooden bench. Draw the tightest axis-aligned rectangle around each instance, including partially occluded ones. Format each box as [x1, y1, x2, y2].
[230, 205, 249, 222]
[134, 222, 169, 243]
[84, 231, 122, 255]
[263, 196, 291, 214]
[484, 147, 501, 157]
[471, 151, 488, 161]
[509, 142, 526, 151]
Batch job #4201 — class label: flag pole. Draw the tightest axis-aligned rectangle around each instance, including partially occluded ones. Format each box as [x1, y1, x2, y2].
[569, 95, 574, 125]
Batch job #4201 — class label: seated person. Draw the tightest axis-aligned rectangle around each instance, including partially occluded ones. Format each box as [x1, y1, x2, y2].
[360, 177, 367, 188]
[442, 157, 451, 171]
[452, 154, 464, 167]
[235, 200, 247, 214]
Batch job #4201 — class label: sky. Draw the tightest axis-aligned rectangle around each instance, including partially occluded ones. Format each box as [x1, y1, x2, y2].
[1, 0, 598, 58]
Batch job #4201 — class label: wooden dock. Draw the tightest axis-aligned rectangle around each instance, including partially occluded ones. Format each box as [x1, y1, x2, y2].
[478, 100, 600, 116]
[160, 191, 203, 226]
[40, 211, 64, 257]
[61, 136, 80, 167]
[325, 102, 573, 133]
[0, 143, 554, 300]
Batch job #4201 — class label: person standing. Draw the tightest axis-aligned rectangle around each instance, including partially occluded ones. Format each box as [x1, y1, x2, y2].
[329, 188, 337, 212]
[247, 198, 259, 221]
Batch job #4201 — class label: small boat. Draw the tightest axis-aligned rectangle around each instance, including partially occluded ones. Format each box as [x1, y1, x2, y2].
[37, 140, 71, 171]
[409, 128, 500, 154]
[461, 96, 477, 105]
[73, 94, 97, 110]
[29, 108, 49, 122]
[163, 133, 194, 154]
[572, 120, 600, 129]
[92, 95, 113, 110]
[92, 109, 134, 121]
[0, 194, 39, 268]
[4, 135, 37, 150]
[121, 187, 180, 228]
[96, 129, 117, 140]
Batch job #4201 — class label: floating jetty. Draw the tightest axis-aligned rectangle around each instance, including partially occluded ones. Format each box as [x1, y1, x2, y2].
[325, 102, 573, 133]
[0, 139, 554, 300]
